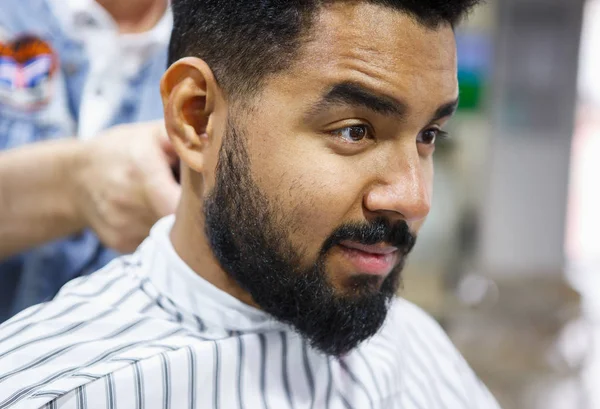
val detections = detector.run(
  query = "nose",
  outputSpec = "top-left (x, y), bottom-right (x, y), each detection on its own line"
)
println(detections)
top-left (363, 152), bottom-right (431, 223)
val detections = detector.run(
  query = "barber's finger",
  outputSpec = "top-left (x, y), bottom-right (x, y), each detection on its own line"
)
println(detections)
top-left (145, 161), bottom-right (182, 217)
top-left (153, 122), bottom-right (179, 164)
top-left (161, 138), bottom-right (179, 165)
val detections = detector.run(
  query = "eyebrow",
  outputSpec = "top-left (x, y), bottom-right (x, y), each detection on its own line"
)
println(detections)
top-left (307, 82), bottom-right (407, 119)
top-left (431, 98), bottom-right (459, 122)
top-left (307, 81), bottom-right (459, 123)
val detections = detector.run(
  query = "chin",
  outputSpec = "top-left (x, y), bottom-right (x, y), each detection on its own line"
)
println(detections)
top-left (333, 273), bottom-right (387, 297)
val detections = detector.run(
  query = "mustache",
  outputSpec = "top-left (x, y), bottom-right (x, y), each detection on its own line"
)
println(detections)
top-left (321, 217), bottom-right (417, 256)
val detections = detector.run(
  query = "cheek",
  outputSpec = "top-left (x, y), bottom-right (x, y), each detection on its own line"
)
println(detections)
top-left (282, 178), bottom-right (341, 245)
top-left (248, 136), bottom-right (364, 256)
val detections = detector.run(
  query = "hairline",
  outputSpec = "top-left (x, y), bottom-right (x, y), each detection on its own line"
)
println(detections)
top-left (210, 2), bottom-right (457, 103)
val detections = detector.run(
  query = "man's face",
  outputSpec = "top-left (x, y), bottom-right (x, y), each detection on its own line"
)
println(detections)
top-left (197, 3), bottom-right (458, 355)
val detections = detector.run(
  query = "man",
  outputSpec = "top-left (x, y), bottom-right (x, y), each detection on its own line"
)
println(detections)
top-left (0, 0), bottom-right (180, 321)
top-left (0, 0), bottom-right (500, 408)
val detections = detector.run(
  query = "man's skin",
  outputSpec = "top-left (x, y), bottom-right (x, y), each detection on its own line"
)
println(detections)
top-left (0, 0), bottom-right (180, 258)
top-left (163, 2), bottom-right (459, 303)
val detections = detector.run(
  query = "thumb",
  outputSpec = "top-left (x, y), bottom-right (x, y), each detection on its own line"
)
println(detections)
top-left (158, 134), bottom-right (179, 166)
top-left (144, 157), bottom-right (182, 218)
top-left (152, 121), bottom-right (179, 165)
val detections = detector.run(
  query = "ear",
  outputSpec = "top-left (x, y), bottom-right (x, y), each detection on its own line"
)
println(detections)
top-left (160, 57), bottom-right (222, 174)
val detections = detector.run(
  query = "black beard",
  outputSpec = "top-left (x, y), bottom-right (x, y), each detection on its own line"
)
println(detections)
top-left (203, 117), bottom-right (416, 356)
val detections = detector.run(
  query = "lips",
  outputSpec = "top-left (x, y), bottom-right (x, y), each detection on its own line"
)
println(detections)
top-left (338, 241), bottom-right (399, 277)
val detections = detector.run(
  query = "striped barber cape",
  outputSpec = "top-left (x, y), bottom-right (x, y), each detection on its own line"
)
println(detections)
top-left (0, 216), bottom-right (500, 409)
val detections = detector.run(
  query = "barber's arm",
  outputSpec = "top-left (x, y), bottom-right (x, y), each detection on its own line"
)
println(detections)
top-left (0, 121), bottom-right (181, 259)
top-left (0, 138), bottom-right (83, 258)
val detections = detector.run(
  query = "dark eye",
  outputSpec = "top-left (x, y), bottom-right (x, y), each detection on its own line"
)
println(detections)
top-left (332, 125), bottom-right (370, 143)
top-left (418, 128), bottom-right (448, 145)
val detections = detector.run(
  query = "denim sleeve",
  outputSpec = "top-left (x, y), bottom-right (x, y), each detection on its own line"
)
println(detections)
top-left (0, 2), bottom-right (80, 324)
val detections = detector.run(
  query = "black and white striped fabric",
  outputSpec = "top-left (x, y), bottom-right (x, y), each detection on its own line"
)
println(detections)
top-left (0, 217), bottom-right (500, 409)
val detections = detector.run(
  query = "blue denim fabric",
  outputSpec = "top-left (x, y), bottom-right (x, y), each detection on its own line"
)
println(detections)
top-left (0, 0), bottom-right (168, 321)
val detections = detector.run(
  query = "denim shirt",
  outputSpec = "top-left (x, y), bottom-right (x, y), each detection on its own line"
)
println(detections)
top-left (0, 0), bottom-right (168, 321)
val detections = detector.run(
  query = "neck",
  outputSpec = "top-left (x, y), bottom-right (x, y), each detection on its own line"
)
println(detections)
top-left (96, 0), bottom-right (167, 34)
top-left (170, 191), bottom-right (258, 307)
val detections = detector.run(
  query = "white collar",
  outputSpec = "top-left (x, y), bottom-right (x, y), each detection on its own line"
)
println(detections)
top-left (141, 216), bottom-right (287, 333)
top-left (47, 0), bottom-right (172, 47)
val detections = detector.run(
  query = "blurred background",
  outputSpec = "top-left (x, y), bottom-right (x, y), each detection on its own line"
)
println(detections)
top-left (402, 0), bottom-right (600, 407)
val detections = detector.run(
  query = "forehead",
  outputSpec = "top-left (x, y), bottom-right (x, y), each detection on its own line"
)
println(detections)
top-left (272, 2), bottom-right (458, 110)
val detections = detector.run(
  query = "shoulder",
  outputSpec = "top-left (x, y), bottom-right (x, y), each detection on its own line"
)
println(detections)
top-left (0, 256), bottom-right (209, 409)
top-left (372, 298), bottom-right (501, 409)
top-left (382, 297), bottom-right (459, 353)
top-left (374, 298), bottom-right (466, 376)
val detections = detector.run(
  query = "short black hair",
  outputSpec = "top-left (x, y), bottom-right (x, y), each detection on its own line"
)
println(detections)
top-left (169, 0), bottom-right (481, 97)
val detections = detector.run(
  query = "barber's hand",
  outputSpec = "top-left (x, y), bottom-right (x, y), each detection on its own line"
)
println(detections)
top-left (72, 121), bottom-right (181, 253)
